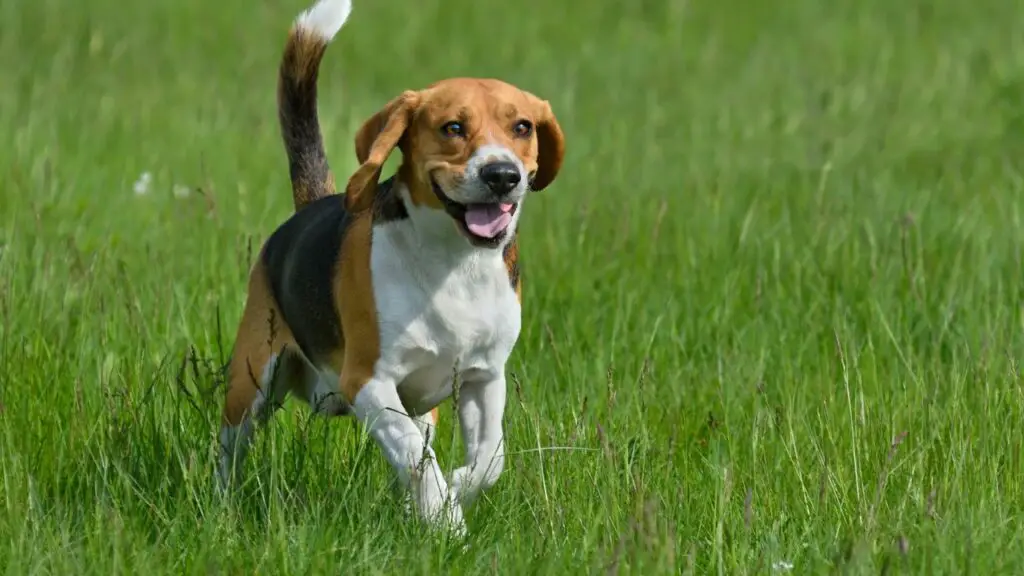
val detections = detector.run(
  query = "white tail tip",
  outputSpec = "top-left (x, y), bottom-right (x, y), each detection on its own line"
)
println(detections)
top-left (294, 0), bottom-right (353, 42)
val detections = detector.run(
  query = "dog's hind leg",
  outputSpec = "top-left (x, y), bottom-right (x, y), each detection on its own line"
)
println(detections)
top-left (217, 262), bottom-right (302, 491)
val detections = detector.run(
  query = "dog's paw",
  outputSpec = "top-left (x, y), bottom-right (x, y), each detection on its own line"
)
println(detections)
top-left (436, 499), bottom-right (468, 540)
top-left (416, 491), bottom-right (466, 537)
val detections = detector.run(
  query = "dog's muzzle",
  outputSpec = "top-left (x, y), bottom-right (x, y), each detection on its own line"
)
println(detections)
top-left (431, 164), bottom-right (521, 248)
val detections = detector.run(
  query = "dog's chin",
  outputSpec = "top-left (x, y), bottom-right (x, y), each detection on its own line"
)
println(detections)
top-left (430, 178), bottom-right (518, 249)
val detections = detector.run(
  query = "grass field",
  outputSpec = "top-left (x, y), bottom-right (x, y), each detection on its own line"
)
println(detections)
top-left (2, 0), bottom-right (1023, 572)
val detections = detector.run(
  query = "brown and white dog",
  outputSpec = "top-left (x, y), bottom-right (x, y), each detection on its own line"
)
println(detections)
top-left (216, 0), bottom-right (565, 533)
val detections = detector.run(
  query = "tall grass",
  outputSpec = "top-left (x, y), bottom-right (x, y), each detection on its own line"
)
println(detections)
top-left (1, 0), bottom-right (1022, 572)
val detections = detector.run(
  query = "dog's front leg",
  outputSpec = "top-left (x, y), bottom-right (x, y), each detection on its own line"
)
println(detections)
top-left (349, 374), bottom-right (465, 534)
top-left (450, 373), bottom-right (507, 508)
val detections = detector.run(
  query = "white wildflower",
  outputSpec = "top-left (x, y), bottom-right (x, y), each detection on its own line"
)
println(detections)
top-left (133, 171), bottom-right (152, 196)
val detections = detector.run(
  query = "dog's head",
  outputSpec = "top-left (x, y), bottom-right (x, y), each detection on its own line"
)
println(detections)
top-left (345, 78), bottom-right (565, 248)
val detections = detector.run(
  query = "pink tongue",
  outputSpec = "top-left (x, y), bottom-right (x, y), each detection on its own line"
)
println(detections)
top-left (464, 203), bottom-right (514, 238)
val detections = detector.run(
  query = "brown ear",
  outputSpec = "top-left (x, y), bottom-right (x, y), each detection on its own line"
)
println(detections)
top-left (345, 90), bottom-right (421, 212)
top-left (529, 98), bottom-right (565, 192)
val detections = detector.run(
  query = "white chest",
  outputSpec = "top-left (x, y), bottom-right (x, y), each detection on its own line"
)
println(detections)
top-left (369, 225), bottom-right (521, 412)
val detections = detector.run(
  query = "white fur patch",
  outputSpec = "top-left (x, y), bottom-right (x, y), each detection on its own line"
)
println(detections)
top-left (358, 181), bottom-right (520, 523)
top-left (370, 194), bottom-right (522, 419)
top-left (294, 0), bottom-right (353, 42)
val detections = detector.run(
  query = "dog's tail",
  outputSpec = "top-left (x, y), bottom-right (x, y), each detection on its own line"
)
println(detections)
top-left (278, 0), bottom-right (353, 211)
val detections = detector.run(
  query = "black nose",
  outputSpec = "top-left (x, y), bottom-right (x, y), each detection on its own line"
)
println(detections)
top-left (479, 161), bottom-right (521, 194)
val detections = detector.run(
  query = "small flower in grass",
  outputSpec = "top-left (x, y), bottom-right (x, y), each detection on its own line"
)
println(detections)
top-left (133, 171), bottom-right (153, 196)
top-left (772, 560), bottom-right (794, 572)
top-left (173, 184), bottom-right (192, 199)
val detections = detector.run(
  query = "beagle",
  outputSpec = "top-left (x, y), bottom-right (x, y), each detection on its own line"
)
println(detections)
top-left (216, 0), bottom-right (565, 534)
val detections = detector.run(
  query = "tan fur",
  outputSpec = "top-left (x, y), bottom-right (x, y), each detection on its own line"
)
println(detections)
top-left (222, 259), bottom-right (304, 427)
top-left (346, 91), bottom-right (422, 212)
top-left (504, 235), bottom-right (522, 302)
top-left (334, 211), bottom-right (380, 403)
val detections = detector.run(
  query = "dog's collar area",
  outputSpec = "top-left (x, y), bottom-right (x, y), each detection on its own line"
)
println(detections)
top-left (430, 178), bottom-right (516, 249)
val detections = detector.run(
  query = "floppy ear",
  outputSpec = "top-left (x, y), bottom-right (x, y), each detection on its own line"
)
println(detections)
top-left (529, 98), bottom-right (565, 192)
top-left (345, 90), bottom-right (421, 212)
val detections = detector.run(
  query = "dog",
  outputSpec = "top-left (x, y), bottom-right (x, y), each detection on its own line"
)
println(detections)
top-left (216, 0), bottom-right (565, 533)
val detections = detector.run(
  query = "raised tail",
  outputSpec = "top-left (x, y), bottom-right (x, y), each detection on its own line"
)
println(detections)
top-left (278, 0), bottom-right (353, 211)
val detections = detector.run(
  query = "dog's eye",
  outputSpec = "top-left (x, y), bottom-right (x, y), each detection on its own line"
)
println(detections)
top-left (441, 121), bottom-right (464, 137)
top-left (512, 120), bottom-right (533, 138)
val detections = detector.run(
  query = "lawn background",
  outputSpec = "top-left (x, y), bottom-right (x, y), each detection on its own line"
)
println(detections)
top-left (1, 0), bottom-right (1022, 573)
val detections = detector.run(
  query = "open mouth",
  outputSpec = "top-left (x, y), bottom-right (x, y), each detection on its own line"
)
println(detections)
top-left (431, 178), bottom-right (517, 246)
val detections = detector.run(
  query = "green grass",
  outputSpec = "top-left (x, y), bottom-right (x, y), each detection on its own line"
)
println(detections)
top-left (2, 0), bottom-right (1023, 572)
